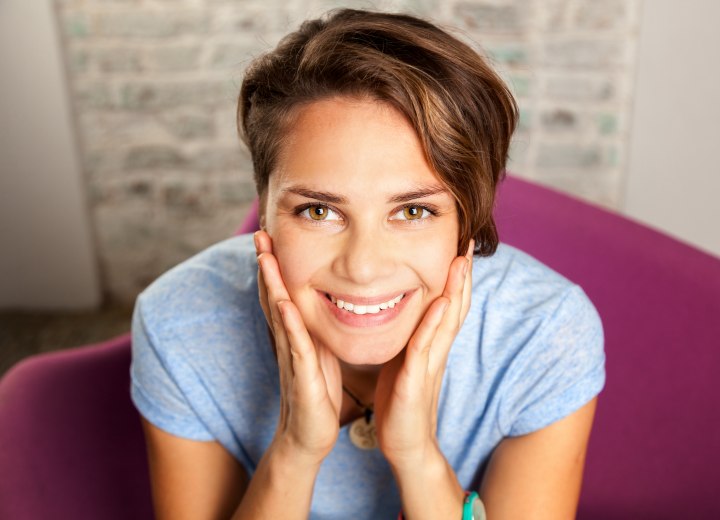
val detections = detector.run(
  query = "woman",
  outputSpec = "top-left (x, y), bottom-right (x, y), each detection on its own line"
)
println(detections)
top-left (130, 9), bottom-right (605, 519)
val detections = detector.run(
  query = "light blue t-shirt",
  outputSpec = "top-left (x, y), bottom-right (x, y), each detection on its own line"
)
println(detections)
top-left (130, 233), bottom-right (605, 519)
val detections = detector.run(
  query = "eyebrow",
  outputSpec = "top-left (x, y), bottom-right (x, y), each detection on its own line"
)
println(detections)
top-left (281, 184), bottom-right (449, 204)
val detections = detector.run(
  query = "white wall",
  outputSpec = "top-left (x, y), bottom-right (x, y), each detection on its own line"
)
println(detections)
top-left (623, 0), bottom-right (720, 258)
top-left (0, 0), bottom-right (101, 309)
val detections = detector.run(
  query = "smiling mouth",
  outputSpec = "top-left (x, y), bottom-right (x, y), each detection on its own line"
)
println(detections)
top-left (325, 293), bottom-right (405, 315)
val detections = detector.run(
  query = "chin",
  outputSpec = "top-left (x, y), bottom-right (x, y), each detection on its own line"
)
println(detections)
top-left (314, 332), bottom-right (407, 367)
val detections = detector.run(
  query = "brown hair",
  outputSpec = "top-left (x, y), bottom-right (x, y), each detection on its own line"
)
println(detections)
top-left (237, 8), bottom-right (517, 256)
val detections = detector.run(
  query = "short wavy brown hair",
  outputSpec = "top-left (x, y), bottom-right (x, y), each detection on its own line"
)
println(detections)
top-left (238, 8), bottom-right (517, 256)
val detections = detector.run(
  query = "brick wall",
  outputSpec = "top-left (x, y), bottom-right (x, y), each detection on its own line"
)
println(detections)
top-left (54, 0), bottom-right (641, 304)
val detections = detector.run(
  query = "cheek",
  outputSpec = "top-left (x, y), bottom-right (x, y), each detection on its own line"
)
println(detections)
top-left (270, 228), bottom-right (328, 300)
top-left (402, 236), bottom-right (456, 297)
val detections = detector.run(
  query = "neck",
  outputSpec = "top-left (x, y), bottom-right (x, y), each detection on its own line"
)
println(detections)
top-left (340, 361), bottom-right (379, 404)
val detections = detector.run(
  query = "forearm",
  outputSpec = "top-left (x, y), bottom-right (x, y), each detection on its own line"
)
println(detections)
top-left (231, 439), bottom-right (321, 520)
top-left (391, 446), bottom-right (465, 520)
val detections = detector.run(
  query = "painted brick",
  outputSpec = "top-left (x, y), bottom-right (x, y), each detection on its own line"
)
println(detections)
top-left (536, 143), bottom-right (604, 169)
top-left (95, 10), bottom-right (209, 38)
top-left (210, 43), bottom-right (255, 70)
top-left (125, 145), bottom-right (188, 170)
top-left (543, 39), bottom-right (623, 69)
top-left (507, 74), bottom-right (532, 98)
top-left (83, 149), bottom-right (126, 178)
top-left (540, 108), bottom-right (579, 132)
top-left (120, 80), bottom-right (232, 110)
top-left (216, 179), bottom-right (257, 204)
top-left (486, 44), bottom-right (531, 68)
top-left (210, 5), bottom-right (291, 35)
top-left (61, 11), bottom-right (92, 38)
top-left (572, 0), bottom-right (627, 31)
top-left (517, 107), bottom-right (532, 133)
top-left (144, 45), bottom-right (203, 72)
top-left (73, 81), bottom-right (117, 109)
top-left (160, 110), bottom-right (215, 140)
top-left (68, 48), bottom-right (90, 74)
top-left (596, 112), bottom-right (618, 135)
top-left (189, 147), bottom-right (245, 173)
top-left (454, 2), bottom-right (528, 34)
top-left (161, 178), bottom-right (216, 218)
top-left (79, 112), bottom-right (170, 146)
top-left (508, 138), bottom-right (531, 170)
top-left (545, 75), bottom-right (615, 102)
top-left (94, 47), bottom-right (142, 73)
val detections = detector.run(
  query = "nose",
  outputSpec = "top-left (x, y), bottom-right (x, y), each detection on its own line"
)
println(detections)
top-left (332, 225), bottom-right (397, 285)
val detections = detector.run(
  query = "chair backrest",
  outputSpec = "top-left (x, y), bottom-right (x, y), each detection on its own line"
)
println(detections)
top-left (0, 333), bottom-right (153, 519)
top-left (495, 176), bottom-right (720, 519)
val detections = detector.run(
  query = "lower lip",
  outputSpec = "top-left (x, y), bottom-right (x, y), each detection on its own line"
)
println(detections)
top-left (318, 289), bottom-right (416, 328)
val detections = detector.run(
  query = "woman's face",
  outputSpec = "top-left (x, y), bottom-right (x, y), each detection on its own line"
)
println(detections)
top-left (263, 96), bottom-right (459, 369)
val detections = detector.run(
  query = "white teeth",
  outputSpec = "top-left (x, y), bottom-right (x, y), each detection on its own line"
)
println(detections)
top-left (330, 293), bottom-right (405, 315)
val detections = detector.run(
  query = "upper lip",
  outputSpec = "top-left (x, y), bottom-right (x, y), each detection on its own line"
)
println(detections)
top-left (320, 289), bottom-right (411, 306)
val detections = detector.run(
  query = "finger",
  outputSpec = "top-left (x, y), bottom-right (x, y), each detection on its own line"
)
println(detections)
top-left (254, 230), bottom-right (273, 256)
top-left (460, 239), bottom-right (474, 324)
top-left (277, 300), bottom-right (328, 402)
top-left (257, 255), bottom-right (272, 327)
top-left (316, 342), bottom-right (343, 415)
top-left (429, 244), bottom-right (473, 372)
top-left (402, 297), bottom-right (450, 393)
top-left (433, 256), bottom-right (467, 339)
top-left (258, 251), bottom-right (291, 303)
top-left (257, 253), bottom-right (295, 387)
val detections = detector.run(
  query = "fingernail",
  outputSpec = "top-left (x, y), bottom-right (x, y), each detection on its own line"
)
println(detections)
top-left (253, 231), bottom-right (261, 252)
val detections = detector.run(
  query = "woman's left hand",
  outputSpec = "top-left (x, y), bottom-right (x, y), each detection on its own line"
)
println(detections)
top-left (374, 240), bottom-right (474, 469)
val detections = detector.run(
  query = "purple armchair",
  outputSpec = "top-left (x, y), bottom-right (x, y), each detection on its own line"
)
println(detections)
top-left (1, 176), bottom-right (719, 519)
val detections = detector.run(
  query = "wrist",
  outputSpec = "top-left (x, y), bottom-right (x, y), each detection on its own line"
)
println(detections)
top-left (390, 444), bottom-right (465, 520)
top-left (268, 435), bottom-right (326, 473)
top-left (385, 439), bottom-right (442, 476)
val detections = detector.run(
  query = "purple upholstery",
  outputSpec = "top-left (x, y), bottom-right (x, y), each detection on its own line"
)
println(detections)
top-left (495, 176), bottom-right (720, 519)
top-left (0, 333), bottom-right (152, 519)
top-left (1, 175), bottom-right (718, 518)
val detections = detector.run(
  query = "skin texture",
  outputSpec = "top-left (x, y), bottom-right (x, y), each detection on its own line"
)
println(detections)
top-left (139, 94), bottom-right (598, 520)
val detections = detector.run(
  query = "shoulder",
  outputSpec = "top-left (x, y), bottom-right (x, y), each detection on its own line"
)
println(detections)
top-left (135, 234), bottom-right (259, 333)
top-left (465, 243), bottom-right (605, 436)
top-left (471, 242), bottom-right (585, 320)
top-left (129, 233), bottom-right (277, 455)
top-left (469, 242), bottom-right (604, 353)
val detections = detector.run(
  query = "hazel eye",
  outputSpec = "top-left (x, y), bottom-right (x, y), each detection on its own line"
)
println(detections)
top-left (391, 205), bottom-right (431, 221)
top-left (300, 204), bottom-right (340, 221)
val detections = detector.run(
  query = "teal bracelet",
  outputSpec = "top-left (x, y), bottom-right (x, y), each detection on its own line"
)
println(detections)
top-left (463, 491), bottom-right (486, 520)
top-left (397, 490), bottom-right (484, 520)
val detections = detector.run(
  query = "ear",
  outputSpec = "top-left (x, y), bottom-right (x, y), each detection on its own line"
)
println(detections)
top-left (259, 213), bottom-right (267, 231)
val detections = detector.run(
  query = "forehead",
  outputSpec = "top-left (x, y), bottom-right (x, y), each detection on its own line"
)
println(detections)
top-left (271, 97), bottom-right (443, 196)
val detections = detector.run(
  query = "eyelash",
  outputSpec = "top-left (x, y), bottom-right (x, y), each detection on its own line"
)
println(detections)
top-left (293, 203), bottom-right (439, 226)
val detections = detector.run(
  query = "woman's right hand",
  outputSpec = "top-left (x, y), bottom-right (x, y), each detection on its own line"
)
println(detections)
top-left (254, 230), bottom-right (342, 467)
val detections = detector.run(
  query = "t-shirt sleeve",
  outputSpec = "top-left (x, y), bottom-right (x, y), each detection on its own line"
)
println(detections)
top-left (498, 285), bottom-right (606, 437)
top-left (129, 294), bottom-right (214, 441)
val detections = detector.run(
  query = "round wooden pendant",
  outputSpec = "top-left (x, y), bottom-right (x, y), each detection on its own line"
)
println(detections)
top-left (348, 415), bottom-right (378, 450)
